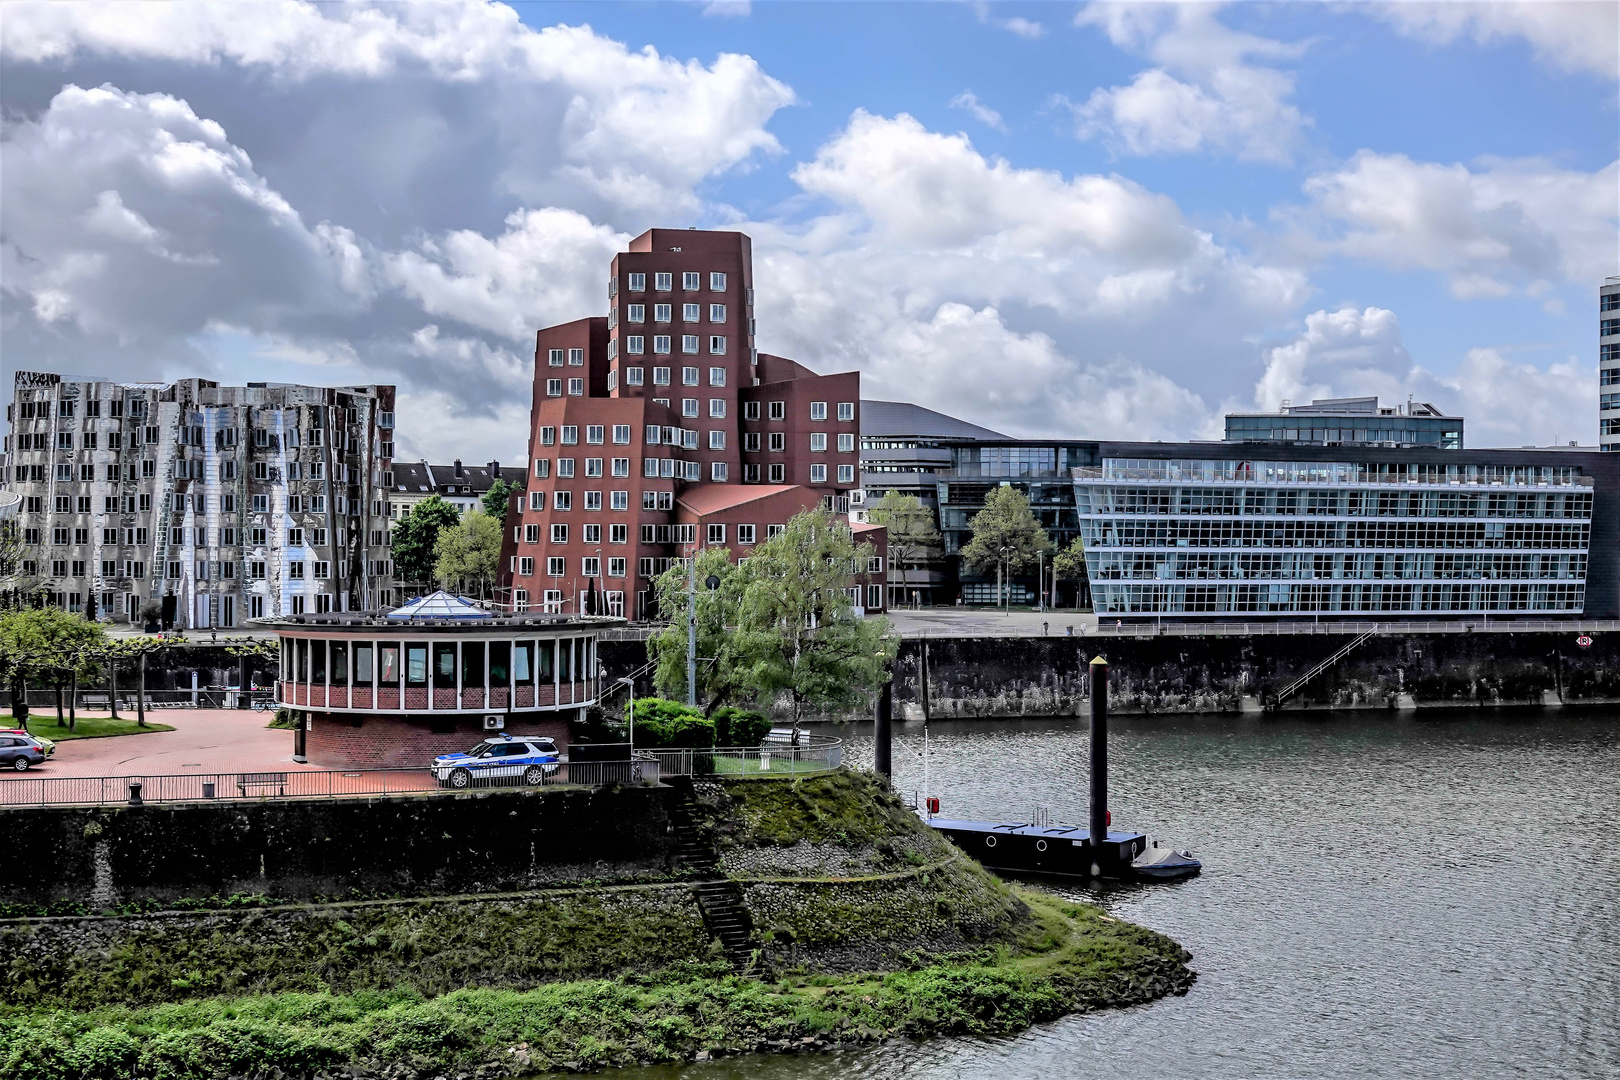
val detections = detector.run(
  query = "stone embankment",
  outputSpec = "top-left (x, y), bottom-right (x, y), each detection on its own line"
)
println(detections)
top-left (0, 770), bottom-right (1194, 1078)
top-left (877, 630), bottom-right (1620, 717)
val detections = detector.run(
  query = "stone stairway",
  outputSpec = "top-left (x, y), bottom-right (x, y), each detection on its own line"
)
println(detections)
top-left (670, 779), bottom-right (758, 973)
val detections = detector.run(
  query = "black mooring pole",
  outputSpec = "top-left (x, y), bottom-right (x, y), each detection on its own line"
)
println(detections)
top-left (873, 680), bottom-right (892, 779)
top-left (1088, 655), bottom-right (1109, 863)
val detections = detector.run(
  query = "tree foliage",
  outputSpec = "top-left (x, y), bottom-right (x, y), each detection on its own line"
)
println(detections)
top-left (1053, 537), bottom-right (1089, 608)
top-left (960, 486), bottom-right (1051, 577)
top-left (866, 490), bottom-right (942, 599)
top-left (480, 478), bottom-right (517, 522)
top-left (391, 496), bottom-right (462, 586)
top-left (433, 510), bottom-right (503, 597)
top-left (0, 607), bottom-right (109, 686)
top-left (647, 509), bottom-right (898, 729)
top-left (629, 698), bottom-right (715, 748)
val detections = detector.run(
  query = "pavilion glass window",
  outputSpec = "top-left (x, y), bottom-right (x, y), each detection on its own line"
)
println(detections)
top-left (514, 642), bottom-right (534, 685)
top-left (489, 642), bottom-right (511, 685)
top-left (354, 644), bottom-right (374, 684)
top-left (461, 642), bottom-right (485, 687)
top-left (310, 641), bottom-right (327, 684)
top-left (433, 643), bottom-right (457, 687)
top-left (329, 642), bottom-right (348, 686)
top-left (380, 644), bottom-right (401, 686)
top-left (405, 645), bottom-right (429, 687)
top-left (295, 639), bottom-right (308, 682)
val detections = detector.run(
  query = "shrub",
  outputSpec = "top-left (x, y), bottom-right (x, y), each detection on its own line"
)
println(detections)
top-left (712, 707), bottom-right (770, 747)
top-left (631, 698), bottom-right (715, 749)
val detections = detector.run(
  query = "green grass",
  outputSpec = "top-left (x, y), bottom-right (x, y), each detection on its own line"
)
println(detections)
top-left (0, 890), bottom-right (1194, 1079)
top-left (712, 754), bottom-right (834, 776)
top-left (20, 716), bottom-right (175, 741)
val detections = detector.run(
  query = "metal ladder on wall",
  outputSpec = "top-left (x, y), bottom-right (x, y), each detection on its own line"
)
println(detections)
top-left (1269, 629), bottom-right (1380, 710)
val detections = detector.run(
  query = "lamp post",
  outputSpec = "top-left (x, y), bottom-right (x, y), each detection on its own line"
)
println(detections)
top-left (997, 545), bottom-right (1013, 613)
top-left (1037, 550), bottom-right (1045, 613)
top-left (618, 676), bottom-right (635, 753)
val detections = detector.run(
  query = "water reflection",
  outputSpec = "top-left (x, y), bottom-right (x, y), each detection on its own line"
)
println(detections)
top-left (603, 710), bottom-right (1620, 1080)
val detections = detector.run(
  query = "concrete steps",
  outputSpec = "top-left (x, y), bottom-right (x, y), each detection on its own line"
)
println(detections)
top-left (670, 779), bottom-right (758, 974)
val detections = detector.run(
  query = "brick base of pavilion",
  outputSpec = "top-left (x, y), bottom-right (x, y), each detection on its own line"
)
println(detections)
top-left (303, 710), bottom-right (578, 769)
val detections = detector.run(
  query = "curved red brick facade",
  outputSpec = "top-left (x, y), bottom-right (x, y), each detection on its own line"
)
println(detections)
top-left (305, 711), bottom-right (575, 769)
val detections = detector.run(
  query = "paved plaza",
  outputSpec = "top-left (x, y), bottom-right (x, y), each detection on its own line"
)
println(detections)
top-left (3, 709), bottom-right (310, 780)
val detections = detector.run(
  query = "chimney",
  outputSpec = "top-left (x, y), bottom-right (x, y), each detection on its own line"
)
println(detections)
top-left (489, 460), bottom-right (499, 475)
top-left (453, 459), bottom-right (463, 478)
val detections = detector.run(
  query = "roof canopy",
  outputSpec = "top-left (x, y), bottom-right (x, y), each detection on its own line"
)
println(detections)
top-left (385, 590), bottom-right (492, 621)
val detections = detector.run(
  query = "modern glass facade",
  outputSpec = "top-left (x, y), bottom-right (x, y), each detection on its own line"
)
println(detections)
top-left (1601, 276), bottom-right (1620, 453)
top-left (1075, 456), bottom-right (1593, 617)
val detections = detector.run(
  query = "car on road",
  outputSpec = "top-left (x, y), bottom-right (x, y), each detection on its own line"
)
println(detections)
top-left (1, 728), bottom-right (54, 756)
top-left (430, 734), bottom-right (562, 789)
top-left (0, 733), bottom-right (54, 771)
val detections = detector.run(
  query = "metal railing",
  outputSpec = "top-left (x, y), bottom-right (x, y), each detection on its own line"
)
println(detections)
top-left (643, 736), bottom-right (843, 778)
top-left (1068, 618), bottom-right (1620, 638)
top-left (0, 759), bottom-right (664, 808)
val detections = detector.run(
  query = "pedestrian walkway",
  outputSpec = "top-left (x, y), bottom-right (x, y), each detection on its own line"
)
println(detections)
top-left (886, 609), bottom-right (1097, 638)
top-left (2, 709), bottom-right (310, 780)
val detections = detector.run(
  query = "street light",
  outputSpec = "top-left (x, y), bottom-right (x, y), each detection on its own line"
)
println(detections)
top-left (618, 676), bottom-right (636, 753)
top-left (1037, 550), bottom-right (1045, 613)
top-left (997, 545), bottom-right (1013, 613)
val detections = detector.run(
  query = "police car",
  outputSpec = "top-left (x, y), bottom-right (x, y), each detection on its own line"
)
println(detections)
top-left (430, 734), bottom-right (562, 789)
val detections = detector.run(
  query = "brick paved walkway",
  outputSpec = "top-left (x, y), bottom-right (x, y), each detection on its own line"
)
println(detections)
top-left (2, 709), bottom-right (310, 780)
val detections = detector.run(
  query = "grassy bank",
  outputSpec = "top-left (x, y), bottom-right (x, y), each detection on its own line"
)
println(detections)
top-left (22, 717), bottom-right (175, 741)
top-left (0, 890), bottom-right (1193, 1079)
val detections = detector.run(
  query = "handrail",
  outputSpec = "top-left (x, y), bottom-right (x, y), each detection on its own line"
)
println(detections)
top-left (1271, 629), bottom-right (1379, 708)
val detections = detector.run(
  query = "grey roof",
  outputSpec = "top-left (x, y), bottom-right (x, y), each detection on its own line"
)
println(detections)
top-left (860, 400), bottom-right (1007, 440)
top-left (386, 590), bottom-right (492, 621)
top-left (391, 460), bottom-right (527, 497)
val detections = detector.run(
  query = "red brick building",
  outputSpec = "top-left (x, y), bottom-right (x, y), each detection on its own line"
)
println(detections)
top-left (498, 229), bottom-right (871, 619)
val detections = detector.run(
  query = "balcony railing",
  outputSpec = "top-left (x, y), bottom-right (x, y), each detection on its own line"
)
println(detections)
top-left (278, 679), bottom-right (598, 713)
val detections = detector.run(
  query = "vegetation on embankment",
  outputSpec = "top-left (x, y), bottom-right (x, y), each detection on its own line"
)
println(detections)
top-left (0, 890), bottom-right (1194, 1079)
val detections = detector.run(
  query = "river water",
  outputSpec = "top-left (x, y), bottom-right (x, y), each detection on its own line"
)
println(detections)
top-left (607, 709), bottom-right (1620, 1080)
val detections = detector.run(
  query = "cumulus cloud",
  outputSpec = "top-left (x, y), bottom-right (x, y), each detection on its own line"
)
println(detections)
top-left (949, 91), bottom-right (1006, 131)
top-left (1291, 151), bottom-right (1620, 297)
top-left (1068, 2), bottom-right (1308, 164)
top-left (970, 2), bottom-right (1045, 39)
top-left (1246, 307), bottom-right (1595, 447)
top-left (1370, 1), bottom-right (1619, 80)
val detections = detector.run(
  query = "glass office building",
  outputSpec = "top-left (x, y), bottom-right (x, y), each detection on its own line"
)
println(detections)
top-left (1074, 447), bottom-right (1607, 618)
top-left (1225, 397), bottom-right (1462, 450)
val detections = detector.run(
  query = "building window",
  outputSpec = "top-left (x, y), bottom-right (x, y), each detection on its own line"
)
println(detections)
top-left (549, 349), bottom-right (565, 367)
top-left (838, 464), bottom-right (855, 483)
top-left (711, 272), bottom-right (727, 290)
top-left (529, 491), bottom-right (545, 510)
top-left (655, 272), bottom-right (672, 291)
top-left (711, 462), bottom-right (728, 481)
top-left (626, 366), bottom-right (644, 386)
top-left (655, 303), bottom-right (671, 323)
top-left (683, 399), bottom-right (699, 418)
top-left (769, 431), bottom-right (786, 451)
top-left (838, 402), bottom-right (855, 421)
top-left (709, 430), bottom-right (726, 450)
top-left (769, 400), bottom-right (786, 420)
top-left (838, 433), bottom-right (855, 452)
top-left (628, 273), bottom-right (646, 292)
top-left (810, 433), bottom-right (827, 452)
top-left (546, 379), bottom-right (562, 397)
top-left (683, 303), bottom-right (700, 322)
top-left (769, 463), bottom-right (785, 483)
top-left (708, 399), bottom-right (726, 420)
top-left (582, 557), bottom-right (600, 577)
top-left (557, 458), bottom-right (576, 479)
top-left (744, 432), bottom-right (761, 452)
top-left (585, 490), bottom-right (603, 511)
top-left (548, 557), bottom-right (565, 576)
top-left (738, 524), bottom-right (756, 545)
top-left (707, 524), bottom-right (726, 544)
top-left (654, 336), bottom-right (671, 354)
top-left (534, 458), bottom-right (551, 479)
top-left (568, 348), bottom-right (584, 366)
top-left (628, 303), bottom-right (645, 322)
top-left (551, 524), bottom-right (568, 543)
top-left (610, 425), bottom-right (631, 445)
top-left (868, 584), bottom-right (884, 610)
top-left (568, 378), bottom-right (584, 396)
top-left (542, 426), bottom-right (557, 446)
top-left (743, 401), bottom-right (760, 420)
top-left (627, 335), bottom-right (644, 354)
top-left (682, 272), bottom-right (700, 290)
top-left (709, 304), bottom-right (726, 323)
top-left (653, 366), bottom-right (671, 385)
top-left (709, 335), bottom-right (726, 355)
top-left (554, 490), bottom-right (572, 510)
top-left (608, 557), bottom-right (627, 577)
top-left (525, 523), bottom-right (540, 543)
top-left (610, 523), bottom-right (628, 543)
top-left (583, 523), bottom-right (601, 543)
top-left (679, 335), bottom-right (697, 354)
top-left (767, 524), bottom-right (785, 538)
top-left (611, 490), bottom-right (629, 511)
top-left (810, 464), bottom-right (828, 484)
top-left (810, 401), bottom-right (828, 421)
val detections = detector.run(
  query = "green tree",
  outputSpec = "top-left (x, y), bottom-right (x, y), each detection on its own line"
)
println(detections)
top-left (480, 478), bottom-right (517, 521)
top-left (959, 486), bottom-right (1051, 605)
top-left (648, 547), bottom-right (748, 711)
top-left (0, 607), bottom-right (108, 725)
top-left (729, 509), bottom-right (898, 734)
top-left (391, 495), bottom-right (462, 588)
top-left (1053, 537), bottom-right (1089, 610)
top-left (866, 490), bottom-right (943, 607)
top-left (433, 510), bottom-right (503, 598)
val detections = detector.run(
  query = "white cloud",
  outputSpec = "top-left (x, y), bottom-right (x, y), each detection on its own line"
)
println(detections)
top-left (385, 209), bottom-right (627, 341)
top-left (948, 91), bottom-right (1006, 131)
top-left (1370, 1), bottom-right (1619, 80)
top-left (970, 3), bottom-right (1045, 39)
top-left (1293, 151), bottom-right (1620, 297)
top-left (1069, 2), bottom-right (1308, 164)
top-left (702, 1), bottom-right (752, 17)
top-left (1247, 306), bottom-right (1595, 447)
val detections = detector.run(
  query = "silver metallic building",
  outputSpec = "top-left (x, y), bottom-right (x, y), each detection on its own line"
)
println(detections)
top-left (3, 372), bottom-right (397, 628)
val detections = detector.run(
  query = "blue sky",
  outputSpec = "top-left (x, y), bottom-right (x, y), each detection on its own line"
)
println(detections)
top-left (1, 1), bottom-right (1615, 457)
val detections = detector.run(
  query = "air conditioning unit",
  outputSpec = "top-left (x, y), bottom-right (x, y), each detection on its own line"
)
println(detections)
top-left (483, 715), bottom-right (504, 731)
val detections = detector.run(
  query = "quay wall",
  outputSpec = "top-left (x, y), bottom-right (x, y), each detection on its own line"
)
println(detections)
top-left (877, 632), bottom-right (1620, 717)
